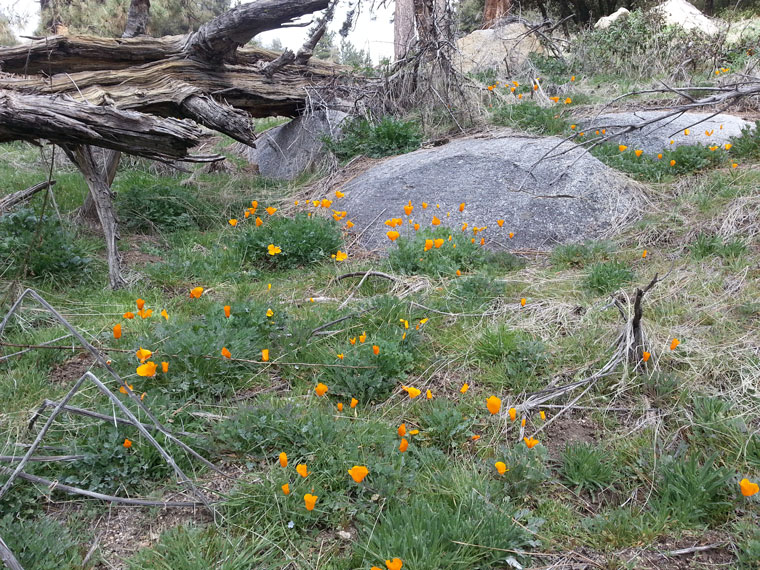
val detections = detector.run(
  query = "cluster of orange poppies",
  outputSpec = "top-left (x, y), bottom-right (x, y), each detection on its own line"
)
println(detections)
top-left (384, 200), bottom-right (515, 252)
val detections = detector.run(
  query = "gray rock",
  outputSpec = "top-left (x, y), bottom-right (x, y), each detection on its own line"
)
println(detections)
top-left (586, 111), bottom-right (753, 154)
top-left (340, 131), bottom-right (642, 252)
top-left (240, 110), bottom-right (348, 180)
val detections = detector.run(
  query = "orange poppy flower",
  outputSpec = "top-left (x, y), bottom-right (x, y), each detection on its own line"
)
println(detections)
top-left (337, 353), bottom-right (344, 360)
top-left (136, 347), bottom-right (152, 363)
top-left (373, 345), bottom-right (380, 355)
top-left (550, 96), bottom-right (559, 103)
top-left (113, 324), bottom-right (122, 339)
top-left (335, 190), bottom-right (345, 198)
top-left (684, 129), bottom-right (690, 136)
top-left (266, 207), bottom-right (277, 215)
top-left (221, 347), bottom-right (232, 359)
top-left (350, 398), bottom-right (358, 408)
top-left (224, 305), bottom-right (231, 318)
top-left (509, 407), bottom-right (517, 421)
top-left (296, 463), bottom-right (309, 477)
top-left (386, 558), bottom-right (403, 570)
top-left (346, 220), bottom-right (354, 228)
top-left (281, 483), bottom-right (290, 495)
top-left (539, 411), bottom-right (546, 420)
top-left (413, 223), bottom-right (420, 231)
top-left (161, 361), bottom-right (169, 373)
top-left (398, 423), bottom-right (406, 437)
top-left (315, 383), bottom-right (328, 396)
top-left (459, 202), bottom-right (465, 212)
top-left (320, 199), bottom-right (332, 209)
top-left (494, 461), bottom-right (507, 475)
top-left (399, 438), bottom-right (409, 452)
top-left (740, 478), bottom-right (759, 497)
top-left (402, 386), bottom-right (421, 399)
top-left (520, 298), bottom-right (526, 307)
top-left (426, 389), bottom-right (432, 399)
top-left (359, 332), bottom-right (366, 343)
top-left (255, 217), bottom-right (263, 227)
top-left (657, 153), bottom-right (663, 159)
top-left (521, 418), bottom-right (526, 427)
top-left (261, 349), bottom-right (270, 362)
top-left (160, 309), bottom-right (168, 321)
top-left (732, 162), bottom-right (738, 169)
top-left (486, 396), bottom-right (501, 415)
top-left (424, 239), bottom-right (433, 251)
top-left (136, 298), bottom-right (145, 310)
top-left (431, 216), bottom-right (441, 226)
top-left (137, 361), bottom-right (157, 377)
top-left (471, 434), bottom-right (481, 441)
top-left (642, 351), bottom-right (651, 362)
top-left (337, 402), bottom-right (343, 411)
top-left (725, 143), bottom-right (732, 150)
top-left (279, 452), bottom-right (288, 467)
top-left (335, 250), bottom-right (347, 261)
top-left (404, 203), bottom-right (413, 216)
top-left (524, 436), bottom-right (539, 448)
top-left (497, 219), bottom-right (504, 227)
top-left (267, 244), bottom-right (282, 255)
top-left (119, 384), bottom-right (133, 394)
top-left (635, 150), bottom-right (643, 157)
top-left (619, 145), bottom-right (628, 152)
top-left (670, 338), bottom-right (680, 350)
top-left (387, 231), bottom-right (400, 241)
top-left (434, 238), bottom-right (444, 249)
top-left (564, 97), bottom-right (572, 104)
top-left (670, 160), bottom-right (676, 166)
top-left (123, 439), bottom-right (132, 449)
top-left (304, 493), bottom-right (318, 511)
top-left (189, 287), bottom-right (203, 299)
top-left (123, 312), bottom-right (134, 319)
top-left (228, 219), bottom-right (238, 226)
top-left (460, 383), bottom-right (469, 394)
top-left (348, 465), bottom-right (369, 483)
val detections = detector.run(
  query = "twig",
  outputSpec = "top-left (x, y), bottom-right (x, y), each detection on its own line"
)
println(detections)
top-left (27, 400), bottom-right (194, 438)
top-left (660, 543), bottom-right (726, 557)
top-left (0, 465), bottom-right (205, 508)
top-left (336, 271), bottom-right (397, 282)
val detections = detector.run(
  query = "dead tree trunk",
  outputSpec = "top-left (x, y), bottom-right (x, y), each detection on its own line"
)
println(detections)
top-left (483, 0), bottom-right (511, 28)
top-left (394, 0), bottom-right (415, 60)
top-left (63, 146), bottom-right (126, 289)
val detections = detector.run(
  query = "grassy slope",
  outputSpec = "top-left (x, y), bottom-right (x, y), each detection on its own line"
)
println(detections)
top-left (0, 87), bottom-right (759, 569)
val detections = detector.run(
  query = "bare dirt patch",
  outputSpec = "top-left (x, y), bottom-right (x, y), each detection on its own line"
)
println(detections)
top-left (543, 411), bottom-right (598, 459)
top-left (122, 235), bottom-right (164, 268)
top-left (49, 352), bottom-right (95, 384)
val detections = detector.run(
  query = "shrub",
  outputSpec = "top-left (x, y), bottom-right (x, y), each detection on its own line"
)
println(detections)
top-left (321, 336), bottom-right (416, 402)
top-left (652, 454), bottom-right (733, 527)
top-left (585, 261), bottom-right (634, 294)
top-left (0, 514), bottom-right (84, 570)
top-left (590, 143), bottom-right (725, 182)
top-left (235, 213), bottom-right (342, 269)
top-left (388, 228), bottom-right (484, 276)
top-left (729, 120), bottom-right (760, 160)
top-left (497, 442), bottom-right (550, 496)
top-left (324, 116), bottom-right (423, 160)
top-left (561, 442), bottom-right (616, 494)
top-left (417, 400), bottom-right (473, 451)
top-left (0, 208), bottom-right (93, 283)
top-left (551, 240), bottom-right (614, 269)
top-left (491, 101), bottom-right (571, 136)
top-left (474, 325), bottom-right (547, 391)
top-left (117, 183), bottom-right (208, 232)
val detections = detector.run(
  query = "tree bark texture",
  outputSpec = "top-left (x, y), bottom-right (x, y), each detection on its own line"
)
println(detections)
top-left (483, 0), bottom-right (511, 28)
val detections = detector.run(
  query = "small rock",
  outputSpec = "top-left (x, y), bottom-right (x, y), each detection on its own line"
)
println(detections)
top-left (337, 530), bottom-right (352, 540)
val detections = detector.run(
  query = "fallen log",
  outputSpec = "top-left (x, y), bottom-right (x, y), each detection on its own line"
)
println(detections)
top-left (0, 181), bottom-right (56, 213)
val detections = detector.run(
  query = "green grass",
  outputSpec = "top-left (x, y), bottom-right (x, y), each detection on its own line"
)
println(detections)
top-left (1, 62), bottom-right (760, 569)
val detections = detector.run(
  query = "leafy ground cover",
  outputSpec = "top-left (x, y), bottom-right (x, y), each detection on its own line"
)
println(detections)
top-left (1, 52), bottom-right (759, 570)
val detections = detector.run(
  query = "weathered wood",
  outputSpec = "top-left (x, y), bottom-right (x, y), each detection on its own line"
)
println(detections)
top-left (182, 0), bottom-right (329, 63)
top-left (0, 181), bottom-right (56, 213)
top-left (0, 90), bottom-right (214, 161)
top-left (62, 145), bottom-right (126, 290)
top-left (0, 534), bottom-right (23, 570)
top-left (124, 0), bottom-right (151, 38)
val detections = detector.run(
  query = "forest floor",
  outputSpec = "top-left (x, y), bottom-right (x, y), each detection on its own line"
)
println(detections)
top-left (0, 58), bottom-right (759, 570)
